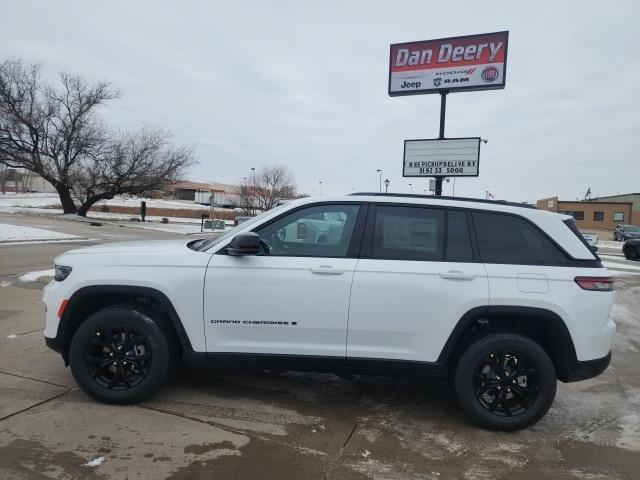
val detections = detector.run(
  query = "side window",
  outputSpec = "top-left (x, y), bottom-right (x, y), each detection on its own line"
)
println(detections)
top-left (372, 206), bottom-right (444, 261)
top-left (472, 212), bottom-right (567, 265)
top-left (446, 210), bottom-right (474, 262)
top-left (254, 204), bottom-right (360, 257)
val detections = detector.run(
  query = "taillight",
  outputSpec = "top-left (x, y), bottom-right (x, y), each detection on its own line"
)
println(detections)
top-left (297, 222), bottom-right (307, 239)
top-left (574, 276), bottom-right (614, 292)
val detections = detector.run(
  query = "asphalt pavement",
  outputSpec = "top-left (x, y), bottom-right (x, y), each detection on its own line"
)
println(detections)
top-left (1, 212), bottom-right (639, 479)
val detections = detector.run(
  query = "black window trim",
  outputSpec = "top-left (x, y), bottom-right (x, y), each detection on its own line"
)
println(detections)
top-left (218, 201), bottom-right (369, 260)
top-left (216, 200), bottom-right (601, 267)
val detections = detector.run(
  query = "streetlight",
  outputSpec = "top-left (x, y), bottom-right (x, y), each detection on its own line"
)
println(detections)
top-left (409, 183), bottom-right (412, 193)
top-left (319, 180), bottom-right (323, 196)
top-left (250, 167), bottom-right (256, 213)
top-left (384, 178), bottom-right (390, 193)
top-left (376, 169), bottom-right (382, 192)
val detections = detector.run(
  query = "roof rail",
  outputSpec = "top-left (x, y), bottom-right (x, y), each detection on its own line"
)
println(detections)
top-left (348, 192), bottom-right (537, 209)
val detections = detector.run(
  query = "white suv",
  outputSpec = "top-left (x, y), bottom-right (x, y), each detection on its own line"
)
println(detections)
top-left (43, 194), bottom-right (615, 431)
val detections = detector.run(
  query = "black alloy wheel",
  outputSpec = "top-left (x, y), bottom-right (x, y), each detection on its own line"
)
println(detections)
top-left (474, 351), bottom-right (539, 417)
top-left (86, 327), bottom-right (151, 390)
top-left (454, 333), bottom-right (556, 431)
top-left (69, 306), bottom-right (172, 403)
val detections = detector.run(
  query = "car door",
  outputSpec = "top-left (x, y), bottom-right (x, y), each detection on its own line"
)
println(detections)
top-left (470, 210), bottom-right (573, 304)
top-left (347, 205), bottom-right (489, 363)
top-left (204, 202), bottom-right (365, 357)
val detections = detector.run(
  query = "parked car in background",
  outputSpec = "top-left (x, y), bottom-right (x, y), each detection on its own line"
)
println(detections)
top-left (623, 239), bottom-right (640, 261)
top-left (234, 216), bottom-right (253, 226)
top-left (614, 224), bottom-right (640, 241)
top-left (580, 231), bottom-right (599, 252)
top-left (281, 210), bottom-right (347, 245)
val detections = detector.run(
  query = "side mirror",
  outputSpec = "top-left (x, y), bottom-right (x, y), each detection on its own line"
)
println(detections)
top-left (226, 232), bottom-right (261, 256)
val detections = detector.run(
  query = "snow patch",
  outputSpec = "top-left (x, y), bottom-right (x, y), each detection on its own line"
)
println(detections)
top-left (0, 223), bottom-right (81, 242)
top-left (18, 269), bottom-right (55, 282)
top-left (84, 456), bottom-right (105, 467)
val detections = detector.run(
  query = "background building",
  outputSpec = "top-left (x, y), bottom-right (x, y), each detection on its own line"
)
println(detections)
top-left (586, 194), bottom-right (640, 225)
top-left (168, 181), bottom-right (241, 208)
top-left (537, 194), bottom-right (638, 231)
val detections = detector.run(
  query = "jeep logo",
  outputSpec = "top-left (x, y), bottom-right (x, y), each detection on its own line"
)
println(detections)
top-left (400, 80), bottom-right (421, 89)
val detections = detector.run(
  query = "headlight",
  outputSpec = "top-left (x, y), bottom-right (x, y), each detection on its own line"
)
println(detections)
top-left (54, 265), bottom-right (72, 281)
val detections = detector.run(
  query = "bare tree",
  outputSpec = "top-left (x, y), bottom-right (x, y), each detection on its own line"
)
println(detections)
top-left (71, 128), bottom-right (195, 216)
top-left (237, 165), bottom-right (296, 215)
top-left (0, 60), bottom-right (118, 213)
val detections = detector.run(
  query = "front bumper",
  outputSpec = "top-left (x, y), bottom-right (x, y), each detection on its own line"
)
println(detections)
top-left (45, 335), bottom-right (63, 354)
top-left (560, 351), bottom-right (612, 382)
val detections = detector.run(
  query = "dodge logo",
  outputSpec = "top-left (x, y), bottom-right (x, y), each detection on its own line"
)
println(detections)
top-left (433, 77), bottom-right (442, 87)
top-left (481, 66), bottom-right (499, 83)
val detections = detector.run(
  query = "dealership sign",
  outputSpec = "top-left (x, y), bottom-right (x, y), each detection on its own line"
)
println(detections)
top-left (403, 138), bottom-right (480, 177)
top-left (389, 31), bottom-right (508, 96)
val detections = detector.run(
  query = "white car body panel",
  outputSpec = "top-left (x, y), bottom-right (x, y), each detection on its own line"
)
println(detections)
top-left (483, 263), bottom-right (615, 361)
top-left (44, 240), bottom-right (211, 352)
top-left (347, 260), bottom-right (489, 361)
top-left (43, 195), bottom-right (614, 368)
top-left (204, 255), bottom-right (357, 356)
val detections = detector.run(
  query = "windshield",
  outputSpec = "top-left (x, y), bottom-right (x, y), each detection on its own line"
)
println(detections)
top-left (194, 204), bottom-right (291, 251)
top-left (625, 226), bottom-right (640, 233)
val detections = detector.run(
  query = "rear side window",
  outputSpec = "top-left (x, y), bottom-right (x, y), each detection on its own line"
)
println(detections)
top-left (372, 206), bottom-right (444, 261)
top-left (472, 212), bottom-right (567, 265)
top-left (563, 218), bottom-right (599, 261)
top-left (446, 210), bottom-right (474, 262)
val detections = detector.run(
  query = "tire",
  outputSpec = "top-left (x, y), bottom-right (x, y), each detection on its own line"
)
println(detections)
top-left (69, 306), bottom-right (173, 404)
top-left (624, 246), bottom-right (640, 261)
top-left (454, 333), bottom-right (556, 431)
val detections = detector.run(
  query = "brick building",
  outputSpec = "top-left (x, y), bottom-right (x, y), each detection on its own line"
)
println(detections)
top-left (537, 195), bottom-right (636, 231)
top-left (586, 193), bottom-right (640, 226)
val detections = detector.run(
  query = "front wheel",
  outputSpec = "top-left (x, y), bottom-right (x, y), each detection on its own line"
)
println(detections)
top-left (69, 306), bottom-right (172, 404)
top-left (454, 333), bottom-right (556, 431)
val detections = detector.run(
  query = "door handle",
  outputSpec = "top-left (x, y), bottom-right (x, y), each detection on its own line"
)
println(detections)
top-left (310, 265), bottom-right (344, 275)
top-left (439, 270), bottom-right (475, 280)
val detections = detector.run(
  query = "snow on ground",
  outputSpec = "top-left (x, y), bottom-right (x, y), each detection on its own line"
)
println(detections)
top-left (0, 193), bottom-right (236, 235)
top-left (599, 240), bottom-right (624, 250)
top-left (0, 223), bottom-right (82, 242)
top-left (96, 196), bottom-right (210, 210)
top-left (1, 268), bottom-right (55, 288)
top-left (18, 269), bottom-right (55, 282)
top-left (0, 193), bottom-right (60, 208)
top-left (128, 222), bottom-right (223, 234)
top-left (0, 192), bottom-right (214, 211)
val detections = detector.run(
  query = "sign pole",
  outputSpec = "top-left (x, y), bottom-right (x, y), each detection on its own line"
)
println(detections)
top-left (435, 91), bottom-right (447, 196)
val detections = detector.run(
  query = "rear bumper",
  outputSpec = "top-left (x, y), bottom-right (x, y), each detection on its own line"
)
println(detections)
top-left (560, 351), bottom-right (611, 383)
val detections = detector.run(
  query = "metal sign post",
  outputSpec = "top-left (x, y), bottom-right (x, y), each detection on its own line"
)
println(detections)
top-left (435, 92), bottom-right (447, 195)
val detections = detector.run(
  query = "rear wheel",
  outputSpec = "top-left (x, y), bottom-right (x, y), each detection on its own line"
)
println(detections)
top-left (624, 246), bottom-right (640, 261)
top-left (454, 333), bottom-right (556, 431)
top-left (69, 306), bottom-right (172, 403)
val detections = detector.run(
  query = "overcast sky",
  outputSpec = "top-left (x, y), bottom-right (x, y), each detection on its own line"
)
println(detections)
top-left (2, 0), bottom-right (638, 201)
